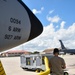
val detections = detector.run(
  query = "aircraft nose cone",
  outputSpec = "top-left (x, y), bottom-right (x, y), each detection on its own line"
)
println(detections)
top-left (21, 2), bottom-right (43, 41)
top-left (18, 0), bottom-right (43, 41)
top-left (28, 15), bottom-right (43, 41)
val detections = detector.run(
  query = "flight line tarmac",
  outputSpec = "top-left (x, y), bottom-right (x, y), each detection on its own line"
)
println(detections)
top-left (0, 55), bottom-right (75, 75)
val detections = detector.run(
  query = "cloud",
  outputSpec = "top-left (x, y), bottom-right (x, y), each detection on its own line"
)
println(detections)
top-left (47, 15), bottom-right (61, 23)
top-left (49, 10), bottom-right (54, 14)
top-left (32, 7), bottom-right (44, 14)
top-left (60, 21), bottom-right (66, 29)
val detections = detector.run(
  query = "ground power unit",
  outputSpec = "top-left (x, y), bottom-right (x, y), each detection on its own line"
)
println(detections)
top-left (20, 54), bottom-right (53, 71)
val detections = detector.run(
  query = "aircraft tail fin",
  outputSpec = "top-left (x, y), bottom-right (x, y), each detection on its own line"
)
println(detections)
top-left (59, 40), bottom-right (66, 49)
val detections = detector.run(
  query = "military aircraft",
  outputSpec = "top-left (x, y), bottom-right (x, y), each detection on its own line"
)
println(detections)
top-left (59, 40), bottom-right (75, 54)
top-left (0, 0), bottom-right (43, 52)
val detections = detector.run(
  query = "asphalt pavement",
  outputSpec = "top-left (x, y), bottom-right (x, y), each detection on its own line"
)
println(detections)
top-left (0, 55), bottom-right (75, 75)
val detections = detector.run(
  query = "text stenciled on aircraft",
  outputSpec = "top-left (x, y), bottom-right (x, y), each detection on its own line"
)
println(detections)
top-left (4, 17), bottom-right (22, 40)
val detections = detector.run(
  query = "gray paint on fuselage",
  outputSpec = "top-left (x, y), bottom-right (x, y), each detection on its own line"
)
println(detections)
top-left (0, 0), bottom-right (43, 51)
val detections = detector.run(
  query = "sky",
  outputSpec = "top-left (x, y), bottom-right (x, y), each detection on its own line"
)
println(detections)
top-left (8, 0), bottom-right (75, 52)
